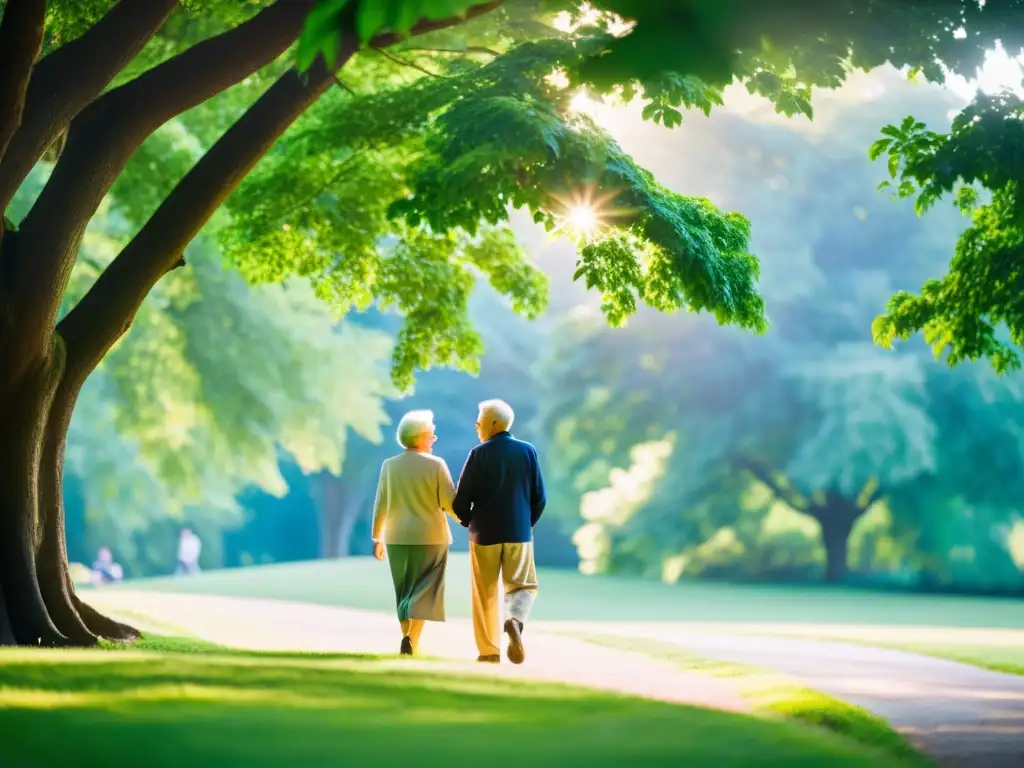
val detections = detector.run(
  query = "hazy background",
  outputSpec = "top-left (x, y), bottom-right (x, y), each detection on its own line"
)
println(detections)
top-left (59, 65), bottom-right (1024, 595)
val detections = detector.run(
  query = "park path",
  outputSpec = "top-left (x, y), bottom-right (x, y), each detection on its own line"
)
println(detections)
top-left (89, 590), bottom-right (1024, 766)
top-left (553, 622), bottom-right (1024, 768)
top-left (87, 590), bottom-right (748, 714)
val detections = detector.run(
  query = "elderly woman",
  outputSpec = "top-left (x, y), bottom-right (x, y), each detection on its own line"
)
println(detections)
top-left (371, 409), bottom-right (457, 656)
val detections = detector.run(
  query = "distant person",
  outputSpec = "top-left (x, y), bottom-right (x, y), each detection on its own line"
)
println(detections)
top-left (175, 527), bottom-right (202, 576)
top-left (90, 546), bottom-right (124, 587)
top-left (453, 399), bottom-right (546, 665)
top-left (371, 409), bottom-right (458, 656)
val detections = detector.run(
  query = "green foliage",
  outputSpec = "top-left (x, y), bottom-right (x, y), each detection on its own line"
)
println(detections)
top-left (231, 35), bottom-right (766, 389)
top-left (291, 0), bottom-right (1024, 373)
top-left (535, 75), bottom-right (1024, 583)
top-left (871, 93), bottom-right (1024, 372)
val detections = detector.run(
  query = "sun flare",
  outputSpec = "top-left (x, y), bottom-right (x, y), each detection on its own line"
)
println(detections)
top-left (567, 204), bottom-right (599, 234)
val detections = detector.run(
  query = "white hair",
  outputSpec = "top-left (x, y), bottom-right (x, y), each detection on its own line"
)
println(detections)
top-left (396, 409), bottom-right (435, 449)
top-left (478, 399), bottom-right (515, 432)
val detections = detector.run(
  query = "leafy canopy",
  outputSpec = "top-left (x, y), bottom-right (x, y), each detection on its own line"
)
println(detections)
top-left (295, 0), bottom-right (1024, 375)
top-left (232, 27), bottom-right (767, 389)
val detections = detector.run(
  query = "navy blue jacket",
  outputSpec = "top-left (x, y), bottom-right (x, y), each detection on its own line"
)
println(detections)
top-left (452, 432), bottom-right (547, 545)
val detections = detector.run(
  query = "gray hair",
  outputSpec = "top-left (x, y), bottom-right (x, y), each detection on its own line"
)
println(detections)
top-left (396, 409), bottom-right (435, 449)
top-left (478, 399), bottom-right (515, 431)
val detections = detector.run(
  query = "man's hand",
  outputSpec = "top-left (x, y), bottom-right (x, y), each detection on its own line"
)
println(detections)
top-left (373, 541), bottom-right (386, 561)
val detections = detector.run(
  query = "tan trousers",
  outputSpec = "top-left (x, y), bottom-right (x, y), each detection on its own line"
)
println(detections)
top-left (470, 541), bottom-right (538, 657)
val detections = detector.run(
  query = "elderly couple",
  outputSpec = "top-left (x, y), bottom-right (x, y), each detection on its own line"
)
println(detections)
top-left (371, 398), bottom-right (546, 664)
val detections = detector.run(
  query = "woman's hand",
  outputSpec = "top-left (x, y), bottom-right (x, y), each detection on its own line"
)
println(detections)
top-left (373, 541), bottom-right (386, 561)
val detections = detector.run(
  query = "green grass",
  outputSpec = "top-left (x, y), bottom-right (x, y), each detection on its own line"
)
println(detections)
top-left (580, 635), bottom-right (934, 768)
top-left (100, 554), bottom-right (1024, 628)
top-left (0, 637), bottom-right (911, 767)
top-left (892, 644), bottom-right (1024, 676)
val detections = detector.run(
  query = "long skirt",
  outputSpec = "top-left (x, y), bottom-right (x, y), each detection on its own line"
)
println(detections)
top-left (386, 544), bottom-right (448, 623)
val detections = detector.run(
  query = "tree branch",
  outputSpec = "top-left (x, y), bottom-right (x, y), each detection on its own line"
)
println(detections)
top-left (733, 456), bottom-right (808, 512)
top-left (274, 147), bottom-right (370, 225)
top-left (0, 0), bottom-right (179, 215)
top-left (0, 0), bottom-right (45, 167)
top-left (401, 46), bottom-right (500, 56)
top-left (58, 59), bottom-right (343, 378)
top-left (373, 47), bottom-right (445, 78)
top-left (12, 0), bottom-right (318, 360)
top-left (57, 0), bottom-right (506, 378)
top-left (369, 1), bottom-right (504, 47)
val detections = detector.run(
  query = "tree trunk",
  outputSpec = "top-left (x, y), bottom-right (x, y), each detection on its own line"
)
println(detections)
top-left (813, 494), bottom-right (863, 584)
top-left (335, 495), bottom-right (364, 559)
top-left (315, 473), bottom-right (366, 558)
top-left (316, 473), bottom-right (344, 559)
top-left (0, 331), bottom-right (139, 647)
top-left (0, 346), bottom-right (67, 646)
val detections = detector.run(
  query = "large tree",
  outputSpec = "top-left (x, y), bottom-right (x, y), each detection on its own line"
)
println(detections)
top-left (11, 156), bottom-right (395, 576)
top-left (0, 0), bottom-right (1016, 647)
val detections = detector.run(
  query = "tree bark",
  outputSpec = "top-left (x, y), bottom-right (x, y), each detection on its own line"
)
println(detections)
top-left (0, 339), bottom-right (70, 646)
top-left (0, 337), bottom-right (141, 647)
top-left (35, 370), bottom-right (99, 646)
top-left (0, 0), bottom-right (179, 213)
top-left (0, 0), bottom-right (45, 166)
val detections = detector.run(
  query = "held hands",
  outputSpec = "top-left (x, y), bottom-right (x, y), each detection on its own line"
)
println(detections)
top-left (373, 540), bottom-right (386, 561)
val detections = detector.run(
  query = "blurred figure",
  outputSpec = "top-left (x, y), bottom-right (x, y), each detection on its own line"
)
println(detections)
top-left (175, 526), bottom-right (202, 576)
top-left (372, 409), bottom-right (458, 656)
top-left (90, 546), bottom-right (124, 587)
top-left (454, 399), bottom-right (546, 665)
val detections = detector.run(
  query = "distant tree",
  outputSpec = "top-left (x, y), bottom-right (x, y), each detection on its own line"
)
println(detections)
top-left (539, 71), bottom-right (1024, 584)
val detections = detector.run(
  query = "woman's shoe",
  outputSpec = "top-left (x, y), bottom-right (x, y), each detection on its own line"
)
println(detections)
top-left (476, 654), bottom-right (500, 663)
top-left (400, 636), bottom-right (414, 656)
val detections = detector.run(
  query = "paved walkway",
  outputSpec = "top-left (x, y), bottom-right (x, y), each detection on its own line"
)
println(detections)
top-left (88, 591), bottom-right (1024, 766)
top-left (87, 590), bottom-right (747, 714)
top-left (559, 623), bottom-right (1024, 768)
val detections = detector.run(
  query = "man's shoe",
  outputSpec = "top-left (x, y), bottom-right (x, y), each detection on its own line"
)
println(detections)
top-left (477, 654), bottom-right (500, 663)
top-left (504, 618), bottom-right (525, 665)
top-left (400, 636), bottom-right (414, 656)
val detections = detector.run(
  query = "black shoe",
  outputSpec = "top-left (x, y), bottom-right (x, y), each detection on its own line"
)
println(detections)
top-left (504, 619), bottom-right (525, 665)
top-left (477, 654), bottom-right (500, 663)
top-left (400, 636), bottom-right (413, 656)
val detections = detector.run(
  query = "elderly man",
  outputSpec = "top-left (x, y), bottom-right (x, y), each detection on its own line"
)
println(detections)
top-left (453, 399), bottom-right (546, 664)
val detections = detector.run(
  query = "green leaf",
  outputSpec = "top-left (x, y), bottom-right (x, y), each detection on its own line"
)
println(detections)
top-left (867, 138), bottom-right (892, 161)
top-left (356, 0), bottom-right (389, 43)
top-left (887, 152), bottom-right (900, 179)
top-left (297, 0), bottom-right (351, 71)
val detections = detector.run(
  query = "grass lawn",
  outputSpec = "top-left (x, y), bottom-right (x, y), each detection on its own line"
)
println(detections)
top-left (0, 637), bottom-right (912, 767)
top-left (102, 554), bottom-right (1024, 628)
top-left (580, 635), bottom-right (933, 768)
